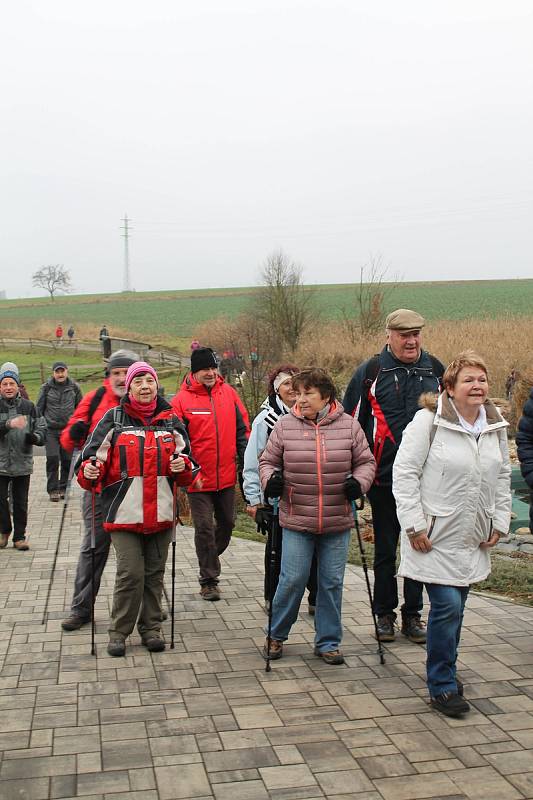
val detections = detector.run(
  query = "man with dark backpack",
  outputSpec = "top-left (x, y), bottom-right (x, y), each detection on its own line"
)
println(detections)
top-left (342, 309), bottom-right (444, 645)
top-left (60, 349), bottom-right (138, 631)
top-left (36, 361), bottom-right (82, 502)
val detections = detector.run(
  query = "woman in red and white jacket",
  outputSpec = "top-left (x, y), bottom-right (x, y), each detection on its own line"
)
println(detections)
top-left (78, 362), bottom-right (198, 657)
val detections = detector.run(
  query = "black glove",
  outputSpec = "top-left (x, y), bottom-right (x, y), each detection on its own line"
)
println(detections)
top-left (237, 468), bottom-right (246, 502)
top-left (70, 420), bottom-right (89, 441)
top-left (255, 506), bottom-right (273, 536)
top-left (264, 471), bottom-right (284, 500)
top-left (25, 432), bottom-right (40, 446)
top-left (344, 476), bottom-right (362, 502)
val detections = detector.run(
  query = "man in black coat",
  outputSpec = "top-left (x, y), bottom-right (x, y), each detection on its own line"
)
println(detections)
top-left (36, 361), bottom-right (82, 501)
top-left (516, 388), bottom-right (533, 532)
top-left (343, 308), bottom-right (444, 644)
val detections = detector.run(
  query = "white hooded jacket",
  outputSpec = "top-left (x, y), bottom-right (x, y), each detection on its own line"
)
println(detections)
top-left (393, 392), bottom-right (511, 587)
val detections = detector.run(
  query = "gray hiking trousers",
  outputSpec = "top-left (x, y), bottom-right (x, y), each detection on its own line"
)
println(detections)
top-left (69, 490), bottom-right (110, 620)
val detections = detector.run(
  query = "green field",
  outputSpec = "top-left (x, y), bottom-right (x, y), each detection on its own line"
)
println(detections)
top-left (1, 278), bottom-right (533, 343)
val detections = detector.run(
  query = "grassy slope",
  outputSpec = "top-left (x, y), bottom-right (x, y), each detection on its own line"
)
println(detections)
top-left (2, 278), bottom-right (533, 343)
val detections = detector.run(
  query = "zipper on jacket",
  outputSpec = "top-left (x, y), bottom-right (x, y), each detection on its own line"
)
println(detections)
top-left (288, 486), bottom-right (294, 516)
top-left (315, 425), bottom-right (324, 533)
top-left (209, 392), bottom-right (220, 491)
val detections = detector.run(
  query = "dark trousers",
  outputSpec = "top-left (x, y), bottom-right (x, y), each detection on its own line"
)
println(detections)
top-left (45, 428), bottom-right (71, 494)
top-left (367, 484), bottom-right (423, 619)
top-left (0, 475), bottom-right (31, 541)
top-left (264, 528), bottom-right (318, 605)
top-left (188, 488), bottom-right (235, 586)
top-left (109, 528), bottom-right (172, 640)
top-left (70, 491), bottom-right (111, 620)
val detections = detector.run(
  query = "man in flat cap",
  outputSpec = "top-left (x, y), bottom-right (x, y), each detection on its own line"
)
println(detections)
top-left (36, 361), bottom-right (82, 502)
top-left (343, 309), bottom-right (444, 644)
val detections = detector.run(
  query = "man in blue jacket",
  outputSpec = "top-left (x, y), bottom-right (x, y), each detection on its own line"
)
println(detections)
top-left (343, 308), bottom-right (444, 644)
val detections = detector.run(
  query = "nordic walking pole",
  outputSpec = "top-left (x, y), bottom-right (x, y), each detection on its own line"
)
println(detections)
top-left (90, 456), bottom-right (98, 656)
top-left (170, 456), bottom-right (179, 649)
top-left (351, 500), bottom-right (385, 664)
top-left (42, 448), bottom-right (80, 625)
top-left (265, 477), bottom-right (282, 673)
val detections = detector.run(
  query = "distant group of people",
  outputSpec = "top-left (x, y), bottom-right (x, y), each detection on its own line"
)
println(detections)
top-left (2, 306), bottom-right (527, 721)
top-left (55, 323), bottom-right (75, 344)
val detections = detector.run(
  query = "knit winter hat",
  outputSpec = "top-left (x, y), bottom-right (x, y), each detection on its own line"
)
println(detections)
top-left (0, 362), bottom-right (20, 384)
top-left (107, 349), bottom-right (139, 372)
top-left (191, 347), bottom-right (218, 373)
top-left (125, 361), bottom-right (159, 392)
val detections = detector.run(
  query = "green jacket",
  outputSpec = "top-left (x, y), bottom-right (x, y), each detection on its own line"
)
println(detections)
top-left (0, 395), bottom-right (47, 476)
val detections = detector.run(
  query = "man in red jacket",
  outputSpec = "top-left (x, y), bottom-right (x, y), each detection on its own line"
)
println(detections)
top-left (60, 349), bottom-right (138, 631)
top-left (172, 347), bottom-right (250, 600)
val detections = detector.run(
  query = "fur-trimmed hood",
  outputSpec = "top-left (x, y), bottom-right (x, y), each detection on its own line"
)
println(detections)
top-left (419, 391), bottom-right (507, 429)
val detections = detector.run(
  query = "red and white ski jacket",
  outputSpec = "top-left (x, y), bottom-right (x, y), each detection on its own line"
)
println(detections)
top-left (78, 397), bottom-right (198, 534)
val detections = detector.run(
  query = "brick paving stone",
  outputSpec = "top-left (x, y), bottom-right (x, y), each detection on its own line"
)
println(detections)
top-left (213, 780), bottom-right (269, 799)
top-left (154, 763), bottom-right (211, 799)
top-left (204, 746), bottom-right (279, 772)
top-left (446, 766), bottom-right (523, 799)
top-left (0, 777), bottom-right (50, 800)
top-left (314, 768), bottom-right (375, 795)
top-left (101, 738), bottom-right (153, 770)
top-left (259, 763), bottom-right (318, 791)
top-left (357, 753), bottom-right (416, 778)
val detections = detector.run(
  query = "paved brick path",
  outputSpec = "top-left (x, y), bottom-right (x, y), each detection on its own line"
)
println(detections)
top-left (1, 457), bottom-right (533, 799)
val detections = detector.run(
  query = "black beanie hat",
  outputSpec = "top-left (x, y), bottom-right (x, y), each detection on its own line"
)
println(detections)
top-left (191, 347), bottom-right (218, 373)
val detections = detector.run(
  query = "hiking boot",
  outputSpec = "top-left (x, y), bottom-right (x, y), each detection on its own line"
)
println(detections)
top-left (107, 640), bottom-right (126, 657)
top-left (376, 614), bottom-right (396, 642)
top-left (457, 678), bottom-right (464, 697)
top-left (430, 691), bottom-right (470, 718)
top-left (200, 584), bottom-right (220, 601)
top-left (314, 647), bottom-right (345, 665)
top-left (0, 533), bottom-right (9, 548)
top-left (49, 492), bottom-right (61, 503)
top-left (61, 614), bottom-right (90, 631)
top-left (401, 615), bottom-right (426, 644)
top-left (262, 637), bottom-right (283, 660)
top-left (308, 603), bottom-right (316, 616)
top-left (13, 539), bottom-right (29, 551)
top-left (142, 637), bottom-right (166, 652)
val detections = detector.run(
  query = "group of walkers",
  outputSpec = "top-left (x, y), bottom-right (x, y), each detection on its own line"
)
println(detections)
top-left (0, 306), bottom-right (523, 721)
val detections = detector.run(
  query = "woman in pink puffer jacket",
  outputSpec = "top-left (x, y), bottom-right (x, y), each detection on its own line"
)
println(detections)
top-left (259, 367), bottom-right (376, 665)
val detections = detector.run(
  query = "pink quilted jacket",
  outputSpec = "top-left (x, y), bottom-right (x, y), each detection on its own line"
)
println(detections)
top-left (259, 400), bottom-right (376, 534)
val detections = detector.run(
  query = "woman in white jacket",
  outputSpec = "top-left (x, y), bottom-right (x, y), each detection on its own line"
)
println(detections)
top-left (393, 351), bottom-right (511, 718)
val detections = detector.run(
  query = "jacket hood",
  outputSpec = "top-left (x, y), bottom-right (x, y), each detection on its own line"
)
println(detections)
top-left (420, 391), bottom-right (507, 429)
top-left (290, 399), bottom-right (345, 425)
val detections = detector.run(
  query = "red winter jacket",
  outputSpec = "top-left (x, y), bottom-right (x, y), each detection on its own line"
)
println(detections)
top-left (78, 397), bottom-right (198, 534)
top-left (172, 374), bottom-right (250, 492)
top-left (60, 379), bottom-right (120, 453)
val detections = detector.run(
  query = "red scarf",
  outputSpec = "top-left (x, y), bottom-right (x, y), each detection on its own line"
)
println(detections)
top-left (124, 396), bottom-right (157, 425)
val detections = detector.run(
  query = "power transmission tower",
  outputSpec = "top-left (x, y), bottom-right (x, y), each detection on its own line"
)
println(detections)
top-left (121, 214), bottom-right (132, 291)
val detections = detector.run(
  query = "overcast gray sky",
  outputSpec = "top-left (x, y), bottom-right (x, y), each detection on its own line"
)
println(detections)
top-left (1, 1), bottom-right (532, 297)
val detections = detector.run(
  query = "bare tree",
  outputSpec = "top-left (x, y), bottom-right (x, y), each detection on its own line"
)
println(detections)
top-left (194, 312), bottom-right (278, 417)
top-left (257, 250), bottom-right (315, 355)
top-left (32, 264), bottom-right (72, 301)
top-left (341, 254), bottom-right (400, 343)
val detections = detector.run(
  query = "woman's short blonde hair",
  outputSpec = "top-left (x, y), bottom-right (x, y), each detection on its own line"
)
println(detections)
top-left (443, 350), bottom-right (488, 391)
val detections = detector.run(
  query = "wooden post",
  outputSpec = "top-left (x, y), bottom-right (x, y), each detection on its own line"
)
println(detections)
top-left (40, 362), bottom-right (45, 383)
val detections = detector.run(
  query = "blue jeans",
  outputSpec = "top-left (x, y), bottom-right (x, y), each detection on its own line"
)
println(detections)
top-left (268, 528), bottom-right (351, 652)
top-left (425, 583), bottom-right (469, 697)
